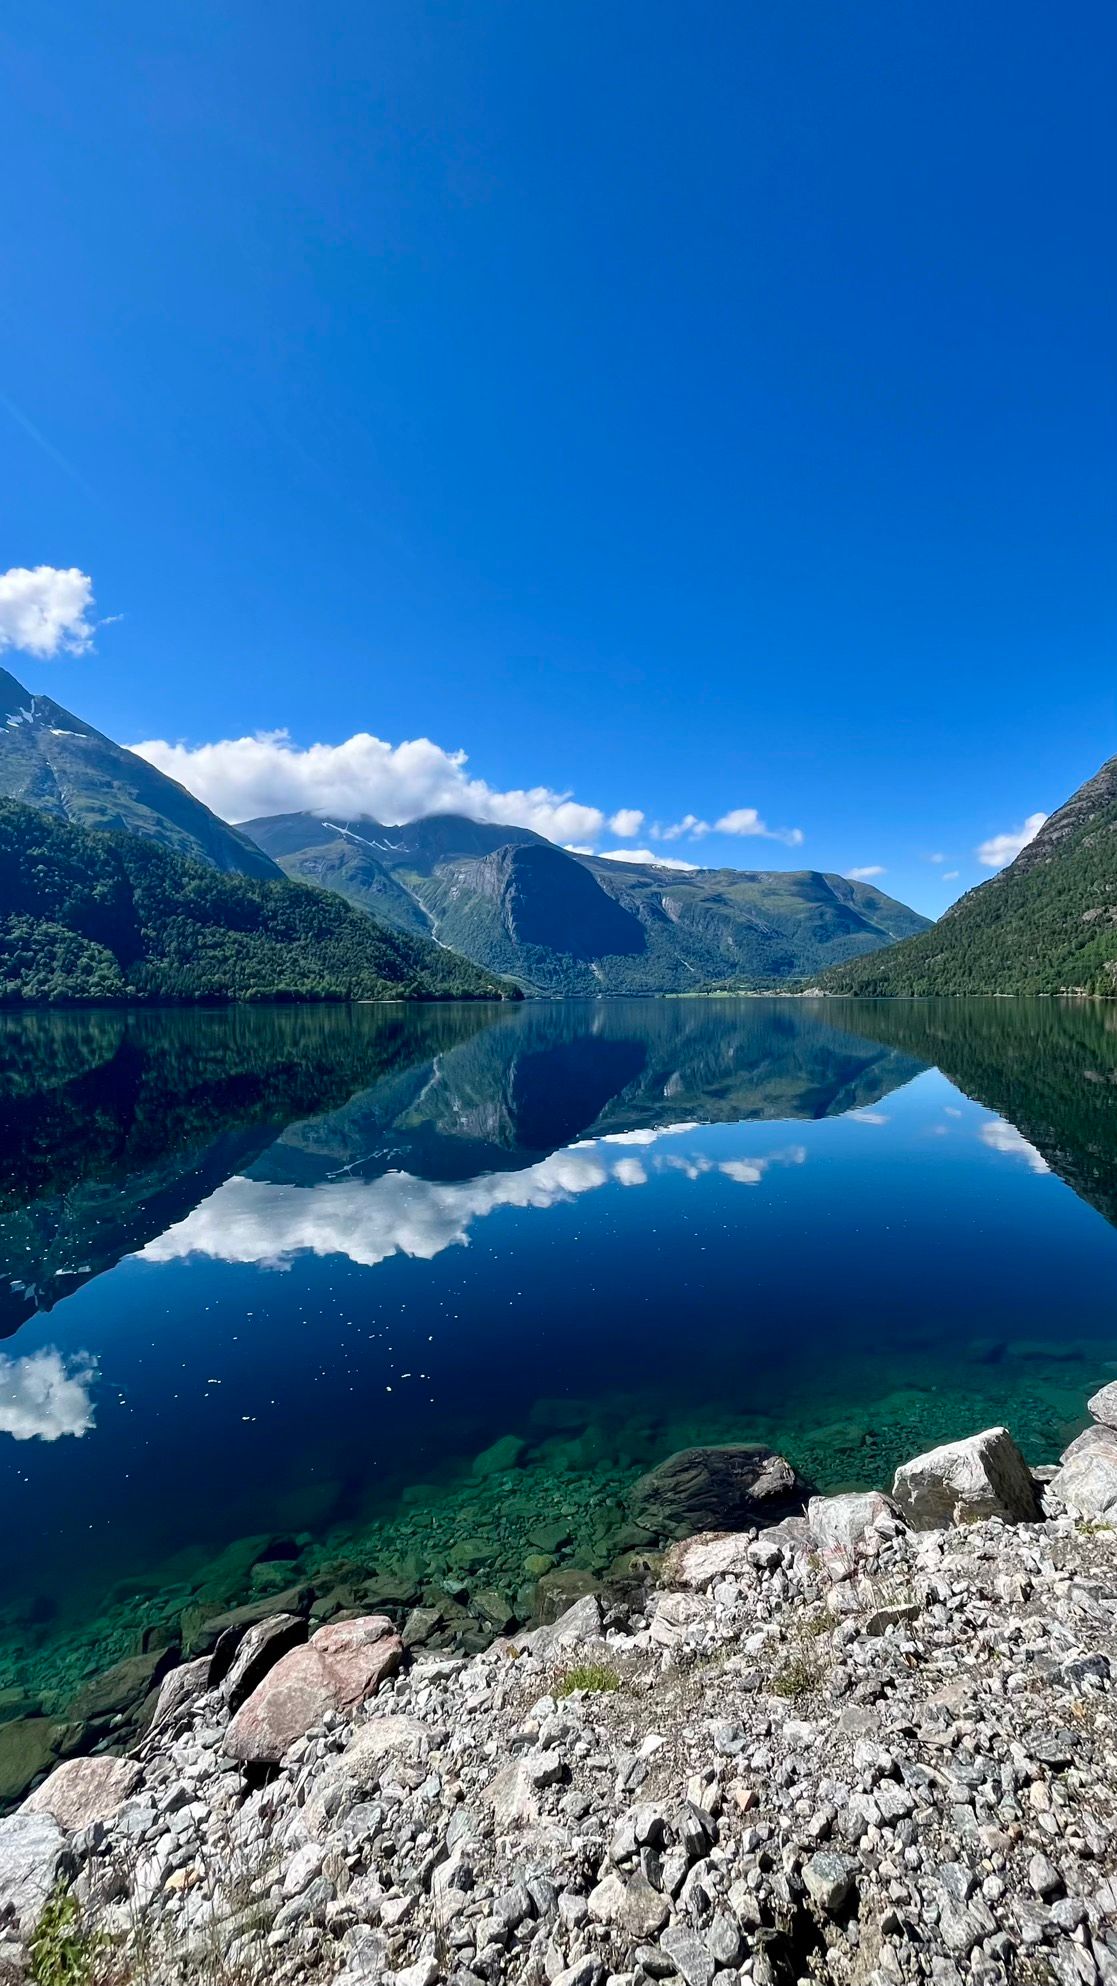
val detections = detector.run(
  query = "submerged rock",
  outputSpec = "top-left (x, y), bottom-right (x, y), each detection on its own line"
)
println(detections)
top-left (628, 1445), bottom-right (809, 1537)
top-left (69, 1646), bottom-right (179, 1732)
top-left (891, 1425), bottom-right (1039, 1529)
top-left (0, 1720), bottom-right (66, 1807)
top-left (224, 1614), bottom-right (404, 1764)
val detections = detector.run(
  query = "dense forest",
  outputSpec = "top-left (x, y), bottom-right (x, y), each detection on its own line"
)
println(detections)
top-left (0, 802), bottom-right (516, 1006)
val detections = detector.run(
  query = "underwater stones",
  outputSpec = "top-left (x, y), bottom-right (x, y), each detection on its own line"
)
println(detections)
top-left (471, 1435), bottom-right (526, 1477)
top-left (470, 1589), bottom-right (516, 1634)
top-left (1048, 1424), bottom-right (1117, 1520)
top-left (528, 1521), bottom-right (573, 1554)
top-left (0, 1811), bottom-right (71, 1936)
top-left (220, 1612), bottom-right (307, 1712)
top-left (1088, 1381), bottom-right (1117, 1429)
top-left (68, 1645), bottom-right (179, 1733)
top-left (0, 1721), bottom-right (67, 1806)
top-left (535, 1568), bottom-right (600, 1623)
top-left (891, 1426), bottom-right (1039, 1530)
top-left (185, 1583), bottom-right (313, 1656)
top-left (628, 1445), bottom-right (809, 1538)
top-left (224, 1614), bottom-right (404, 1764)
top-left (23, 1755), bottom-right (140, 1832)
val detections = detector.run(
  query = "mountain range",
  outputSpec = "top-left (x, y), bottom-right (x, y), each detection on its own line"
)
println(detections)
top-left (824, 753), bottom-right (1117, 996)
top-left (240, 810), bottom-right (930, 994)
top-left (0, 664), bottom-right (932, 997)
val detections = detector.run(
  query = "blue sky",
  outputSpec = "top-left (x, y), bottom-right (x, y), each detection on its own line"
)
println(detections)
top-left (1, 0), bottom-right (1113, 915)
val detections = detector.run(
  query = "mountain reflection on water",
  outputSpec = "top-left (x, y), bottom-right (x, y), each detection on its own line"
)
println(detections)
top-left (0, 1001), bottom-right (925, 1329)
top-left (2, 996), bottom-right (1117, 1702)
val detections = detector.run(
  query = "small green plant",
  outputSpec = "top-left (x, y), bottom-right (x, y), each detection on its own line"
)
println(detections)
top-left (555, 1662), bottom-right (622, 1696)
top-left (771, 1651), bottom-right (821, 1701)
top-left (1078, 1518), bottom-right (1113, 1536)
top-left (30, 1884), bottom-right (100, 1986)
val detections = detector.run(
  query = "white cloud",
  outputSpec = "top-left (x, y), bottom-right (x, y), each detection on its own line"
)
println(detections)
top-left (978, 1118), bottom-right (1050, 1173)
top-left (976, 813), bottom-right (1047, 870)
top-left (715, 808), bottom-right (804, 847)
top-left (849, 1111), bottom-right (888, 1126)
top-left (942, 870), bottom-right (959, 881)
top-left (0, 565), bottom-right (96, 659)
top-left (845, 865), bottom-right (886, 881)
top-left (927, 852), bottom-right (945, 864)
top-left (0, 1348), bottom-right (97, 1441)
top-left (612, 1157), bottom-right (648, 1187)
top-left (563, 843), bottom-right (595, 855)
top-left (658, 812), bottom-right (711, 842)
top-left (609, 809), bottom-right (644, 837)
top-left (719, 1145), bottom-right (807, 1186)
top-left (132, 727), bottom-right (648, 847)
top-left (653, 807), bottom-right (804, 849)
top-left (596, 847), bottom-right (698, 872)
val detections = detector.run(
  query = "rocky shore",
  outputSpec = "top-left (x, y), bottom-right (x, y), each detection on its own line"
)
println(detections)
top-left (4, 1393), bottom-right (1117, 1986)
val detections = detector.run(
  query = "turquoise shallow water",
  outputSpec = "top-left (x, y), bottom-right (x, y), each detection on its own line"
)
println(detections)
top-left (2, 996), bottom-right (1117, 1712)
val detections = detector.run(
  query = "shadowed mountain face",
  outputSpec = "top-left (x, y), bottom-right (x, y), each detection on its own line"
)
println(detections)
top-left (0, 667), bottom-right (279, 880)
top-left (241, 811), bottom-right (931, 994)
top-left (0, 1001), bottom-right (926, 1330)
top-left (825, 751), bottom-right (1117, 995)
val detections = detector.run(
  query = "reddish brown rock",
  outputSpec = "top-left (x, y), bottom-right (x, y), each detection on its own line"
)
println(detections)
top-left (224, 1615), bottom-right (404, 1764)
top-left (23, 1755), bottom-right (140, 1831)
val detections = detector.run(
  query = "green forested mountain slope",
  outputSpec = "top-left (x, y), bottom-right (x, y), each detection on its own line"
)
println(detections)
top-left (0, 802), bottom-right (515, 1005)
top-left (824, 754), bottom-right (1117, 996)
top-left (242, 810), bottom-right (930, 994)
top-left (0, 666), bottom-right (280, 880)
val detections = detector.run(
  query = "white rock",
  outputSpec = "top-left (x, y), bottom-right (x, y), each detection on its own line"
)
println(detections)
top-left (1088, 1381), bottom-right (1117, 1429)
top-left (1048, 1429), bottom-right (1117, 1521)
top-left (807, 1491), bottom-right (902, 1569)
top-left (892, 1426), bottom-right (1038, 1529)
top-left (0, 1812), bottom-right (70, 1935)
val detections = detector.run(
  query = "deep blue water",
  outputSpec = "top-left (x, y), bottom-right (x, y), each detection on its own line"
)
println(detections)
top-left (2, 997), bottom-right (1117, 1697)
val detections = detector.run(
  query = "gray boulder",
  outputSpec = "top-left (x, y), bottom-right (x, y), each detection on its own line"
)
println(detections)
top-left (628, 1445), bottom-right (809, 1538)
top-left (148, 1656), bottom-right (211, 1734)
top-left (892, 1426), bottom-right (1039, 1529)
top-left (221, 1612), bottom-right (307, 1712)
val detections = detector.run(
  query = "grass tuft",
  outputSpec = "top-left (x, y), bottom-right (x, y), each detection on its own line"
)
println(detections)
top-left (555, 1662), bottom-right (622, 1697)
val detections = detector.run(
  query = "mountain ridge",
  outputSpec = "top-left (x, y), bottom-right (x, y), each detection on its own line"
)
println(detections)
top-left (242, 809), bottom-right (931, 994)
top-left (0, 666), bottom-right (280, 880)
top-left (823, 751), bottom-right (1117, 996)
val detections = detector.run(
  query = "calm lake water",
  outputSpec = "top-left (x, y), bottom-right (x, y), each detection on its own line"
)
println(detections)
top-left (3, 995), bottom-right (1117, 1707)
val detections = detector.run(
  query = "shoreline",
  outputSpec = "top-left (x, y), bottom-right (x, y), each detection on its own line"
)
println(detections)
top-left (4, 1399), bottom-right (1117, 1984)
